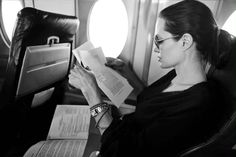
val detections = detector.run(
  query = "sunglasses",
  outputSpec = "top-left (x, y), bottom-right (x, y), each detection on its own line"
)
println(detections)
top-left (154, 35), bottom-right (179, 48)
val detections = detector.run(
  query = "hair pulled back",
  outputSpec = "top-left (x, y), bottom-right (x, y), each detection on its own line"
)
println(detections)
top-left (160, 0), bottom-right (233, 68)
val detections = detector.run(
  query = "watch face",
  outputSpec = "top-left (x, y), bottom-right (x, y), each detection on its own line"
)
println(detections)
top-left (91, 106), bottom-right (101, 117)
top-left (90, 102), bottom-right (109, 117)
top-left (97, 107), bottom-right (102, 113)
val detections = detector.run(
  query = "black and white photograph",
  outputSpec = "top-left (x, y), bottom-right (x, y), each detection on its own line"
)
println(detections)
top-left (0, 0), bottom-right (235, 156)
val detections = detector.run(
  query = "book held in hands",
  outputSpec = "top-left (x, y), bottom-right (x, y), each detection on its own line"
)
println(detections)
top-left (72, 41), bottom-right (133, 107)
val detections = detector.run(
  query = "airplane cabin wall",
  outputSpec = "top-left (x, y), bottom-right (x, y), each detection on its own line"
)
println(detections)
top-left (132, 0), bottom-right (158, 86)
top-left (0, 27), bottom-right (8, 81)
top-left (216, 0), bottom-right (236, 28)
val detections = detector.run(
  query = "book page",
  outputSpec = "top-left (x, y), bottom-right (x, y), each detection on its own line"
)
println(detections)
top-left (47, 105), bottom-right (90, 140)
top-left (95, 67), bottom-right (133, 107)
top-left (73, 42), bottom-right (133, 107)
top-left (23, 140), bottom-right (87, 157)
top-left (79, 47), bottom-right (106, 71)
top-left (72, 41), bottom-right (95, 64)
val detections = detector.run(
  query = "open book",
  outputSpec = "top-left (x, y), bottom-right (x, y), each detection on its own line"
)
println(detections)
top-left (23, 105), bottom-right (90, 157)
top-left (72, 41), bottom-right (133, 107)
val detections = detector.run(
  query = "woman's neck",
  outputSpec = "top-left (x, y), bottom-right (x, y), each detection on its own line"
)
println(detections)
top-left (173, 58), bottom-right (206, 86)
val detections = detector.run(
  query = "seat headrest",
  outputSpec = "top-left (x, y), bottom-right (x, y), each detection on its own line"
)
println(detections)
top-left (10, 7), bottom-right (80, 65)
top-left (207, 31), bottom-right (236, 110)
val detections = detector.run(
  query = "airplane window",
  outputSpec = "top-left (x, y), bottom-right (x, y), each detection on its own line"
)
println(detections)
top-left (88, 0), bottom-right (128, 58)
top-left (222, 10), bottom-right (236, 36)
top-left (1, 0), bottom-right (23, 43)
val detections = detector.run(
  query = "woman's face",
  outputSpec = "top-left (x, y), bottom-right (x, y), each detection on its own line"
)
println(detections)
top-left (154, 18), bottom-right (184, 69)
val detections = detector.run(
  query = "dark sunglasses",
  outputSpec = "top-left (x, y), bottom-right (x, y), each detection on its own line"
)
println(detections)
top-left (154, 35), bottom-right (179, 48)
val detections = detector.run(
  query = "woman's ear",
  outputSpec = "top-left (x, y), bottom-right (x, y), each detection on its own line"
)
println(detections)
top-left (181, 33), bottom-right (193, 50)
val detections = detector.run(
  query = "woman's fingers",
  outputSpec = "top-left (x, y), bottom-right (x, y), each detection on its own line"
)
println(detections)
top-left (106, 57), bottom-right (124, 66)
top-left (106, 57), bottom-right (116, 64)
top-left (70, 64), bottom-right (98, 88)
top-left (70, 68), bottom-right (83, 79)
top-left (71, 64), bottom-right (91, 78)
top-left (68, 74), bottom-right (83, 89)
top-left (105, 58), bottom-right (125, 71)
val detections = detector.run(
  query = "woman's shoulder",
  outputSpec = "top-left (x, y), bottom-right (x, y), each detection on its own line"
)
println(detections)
top-left (178, 80), bottom-right (223, 108)
top-left (137, 70), bottom-right (176, 100)
top-left (150, 69), bottom-right (176, 87)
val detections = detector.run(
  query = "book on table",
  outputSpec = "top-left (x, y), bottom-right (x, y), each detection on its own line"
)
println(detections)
top-left (23, 105), bottom-right (90, 157)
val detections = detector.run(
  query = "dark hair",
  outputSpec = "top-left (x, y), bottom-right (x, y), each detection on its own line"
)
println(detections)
top-left (159, 0), bottom-right (233, 68)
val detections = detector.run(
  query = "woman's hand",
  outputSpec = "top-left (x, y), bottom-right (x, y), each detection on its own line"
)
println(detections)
top-left (69, 64), bottom-right (113, 134)
top-left (105, 57), bottom-right (131, 79)
top-left (69, 64), bottom-right (102, 107)
top-left (105, 57), bottom-right (145, 96)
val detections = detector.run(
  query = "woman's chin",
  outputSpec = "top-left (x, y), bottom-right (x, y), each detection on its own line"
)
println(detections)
top-left (159, 62), bottom-right (169, 69)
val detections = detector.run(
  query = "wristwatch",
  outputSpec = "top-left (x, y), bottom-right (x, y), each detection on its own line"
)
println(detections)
top-left (90, 102), bottom-right (109, 118)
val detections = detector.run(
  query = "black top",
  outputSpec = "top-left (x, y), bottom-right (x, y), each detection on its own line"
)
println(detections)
top-left (99, 70), bottom-right (223, 157)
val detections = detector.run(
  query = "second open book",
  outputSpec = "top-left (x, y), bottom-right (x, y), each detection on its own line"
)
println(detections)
top-left (23, 105), bottom-right (90, 157)
top-left (72, 41), bottom-right (133, 107)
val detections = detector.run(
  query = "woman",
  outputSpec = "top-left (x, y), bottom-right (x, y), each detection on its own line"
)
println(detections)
top-left (69, 0), bottom-right (232, 156)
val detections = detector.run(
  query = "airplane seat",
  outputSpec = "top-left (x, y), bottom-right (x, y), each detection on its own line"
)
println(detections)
top-left (0, 7), bottom-right (79, 156)
top-left (180, 30), bottom-right (236, 157)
